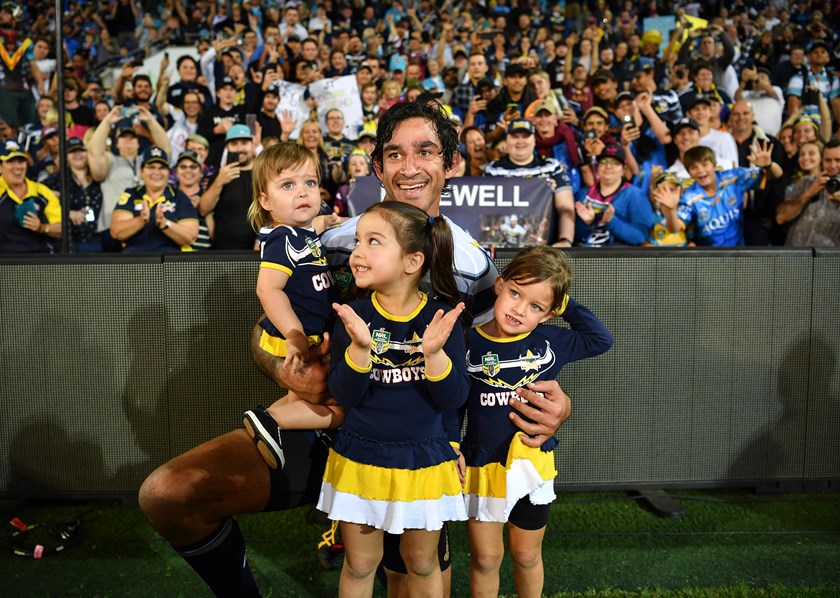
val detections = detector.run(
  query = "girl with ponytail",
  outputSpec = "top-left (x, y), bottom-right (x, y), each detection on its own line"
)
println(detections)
top-left (317, 200), bottom-right (469, 597)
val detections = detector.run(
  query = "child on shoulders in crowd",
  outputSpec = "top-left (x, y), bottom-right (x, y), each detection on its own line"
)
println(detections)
top-left (318, 201), bottom-right (469, 596)
top-left (659, 143), bottom-right (781, 246)
top-left (646, 169), bottom-right (689, 246)
top-left (242, 142), bottom-right (344, 470)
top-left (460, 245), bottom-right (612, 598)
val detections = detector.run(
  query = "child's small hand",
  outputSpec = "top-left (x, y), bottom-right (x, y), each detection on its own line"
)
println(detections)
top-left (333, 303), bottom-right (371, 349)
top-left (282, 331), bottom-right (310, 374)
top-left (653, 183), bottom-right (681, 210)
top-left (422, 303), bottom-right (465, 357)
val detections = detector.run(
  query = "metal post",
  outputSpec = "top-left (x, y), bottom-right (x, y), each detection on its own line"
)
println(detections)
top-left (54, 0), bottom-right (71, 253)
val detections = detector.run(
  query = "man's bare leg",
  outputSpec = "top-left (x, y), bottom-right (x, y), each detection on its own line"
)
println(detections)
top-left (139, 430), bottom-right (272, 594)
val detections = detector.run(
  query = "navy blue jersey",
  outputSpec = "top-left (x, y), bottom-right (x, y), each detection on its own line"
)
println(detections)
top-left (113, 185), bottom-right (198, 252)
top-left (461, 298), bottom-right (612, 467)
top-left (328, 292), bottom-right (469, 468)
top-left (258, 225), bottom-right (336, 339)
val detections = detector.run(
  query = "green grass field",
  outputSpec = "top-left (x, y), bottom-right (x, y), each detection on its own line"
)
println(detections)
top-left (0, 490), bottom-right (838, 597)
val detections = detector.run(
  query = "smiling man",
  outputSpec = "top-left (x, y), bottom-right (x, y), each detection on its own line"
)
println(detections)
top-left (197, 124), bottom-right (257, 250)
top-left (139, 101), bottom-right (572, 597)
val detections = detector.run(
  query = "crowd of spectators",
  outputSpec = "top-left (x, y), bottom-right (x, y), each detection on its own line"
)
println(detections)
top-left (1, 0), bottom-right (839, 253)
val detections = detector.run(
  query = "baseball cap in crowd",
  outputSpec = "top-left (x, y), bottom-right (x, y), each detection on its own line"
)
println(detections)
top-left (42, 126), bottom-right (59, 139)
top-left (598, 143), bottom-right (626, 164)
top-left (186, 134), bottom-right (209, 149)
top-left (670, 117), bottom-right (701, 135)
top-left (66, 137), bottom-right (86, 152)
top-left (505, 63), bottom-right (529, 78)
top-left (358, 128), bottom-right (376, 141)
top-left (216, 76), bottom-right (236, 91)
top-left (583, 106), bottom-right (610, 122)
top-left (225, 124), bottom-right (252, 142)
top-left (755, 66), bottom-right (771, 77)
top-left (806, 39), bottom-right (829, 53)
top-left (533, 100), bottom-right (558, 115)
top-left (115, 119), bottom-right (138, 138)
top-left (653, 171), bottom-right (680, 187)
top-left (687, 93), bottom-right (713, 110)
top-left (141, 146), bottom-right (169, 168)
top-left (591, 69), bottom-right (617, 85)
top-left (389, 54), bottom-right (407, 73)
top-left (177, 149), bottom-right (201, 166)
top-left (630, 58), bottom-right (656, 78)
top-left (507, 119), bottom-right (535, 136)
top-left (264, 83), bottom-right (280, 96)
top-left (0, 140), bottom-right (28, 161)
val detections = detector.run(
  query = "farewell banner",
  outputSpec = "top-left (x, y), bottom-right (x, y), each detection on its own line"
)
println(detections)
top-left (346, 176), bottom-right (555, 248)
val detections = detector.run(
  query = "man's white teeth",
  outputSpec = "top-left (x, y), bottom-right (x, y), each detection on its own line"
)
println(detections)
top-left (399, 182), bottom-right (425, 190)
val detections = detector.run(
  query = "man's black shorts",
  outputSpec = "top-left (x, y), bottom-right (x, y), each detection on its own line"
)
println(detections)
top-left (381, 524), bottom-right (451, 573)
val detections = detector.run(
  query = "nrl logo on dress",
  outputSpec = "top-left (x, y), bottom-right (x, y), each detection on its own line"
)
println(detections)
top-left (371, 328), bottom-right (391, 354)
top-left (482, 353), bottom-right (500, 377)
top-left (334, 269), bottom-right (352, 287)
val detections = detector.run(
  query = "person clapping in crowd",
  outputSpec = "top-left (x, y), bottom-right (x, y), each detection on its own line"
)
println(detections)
top-left (110, 145), bottom-right (198, 252)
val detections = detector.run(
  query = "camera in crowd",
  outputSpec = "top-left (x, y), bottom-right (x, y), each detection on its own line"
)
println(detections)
top-left (825, 175), bottom-right (840, 195)
top-left (801, 85), bottom-right (822, 107)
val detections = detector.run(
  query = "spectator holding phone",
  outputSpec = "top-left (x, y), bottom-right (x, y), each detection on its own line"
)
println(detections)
top-left (88, 104), bottom-right (172, 252)
top-left (452, 52), bottom-right (491, 118)
top-left (574, 143), bottom-right (653, 247)
top-left (778, 139), bottom-right (840, 247)
top-left (463, 78), bottom-right (497, 133)
top-left (486, 64), bottom-right (538, 144)
top-left (197, 76), bottom-right (246, 168)
top-left (198, 124), bottom-right (257, 250)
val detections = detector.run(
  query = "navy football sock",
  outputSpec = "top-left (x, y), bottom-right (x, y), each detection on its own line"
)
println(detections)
top-left (175, 518), bottom-right (260, 597)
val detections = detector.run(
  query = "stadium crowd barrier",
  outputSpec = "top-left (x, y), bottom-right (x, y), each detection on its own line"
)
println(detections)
top-left (1, 248), bottom-right (838, 501)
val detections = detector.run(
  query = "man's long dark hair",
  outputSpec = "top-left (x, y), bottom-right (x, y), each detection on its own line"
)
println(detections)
top-left (370, 100), bottom-right (460, 175)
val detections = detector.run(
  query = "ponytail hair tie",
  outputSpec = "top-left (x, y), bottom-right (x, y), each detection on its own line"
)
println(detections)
top-left (428, 215), bottom-right (436, 226)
